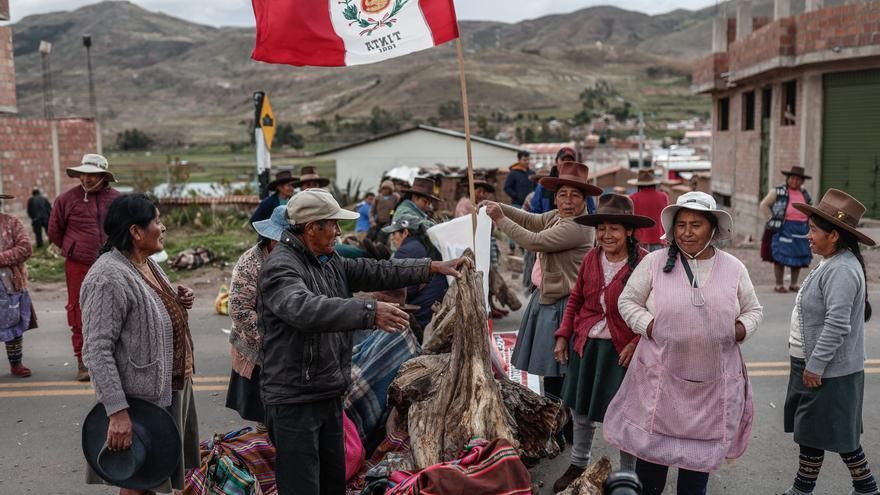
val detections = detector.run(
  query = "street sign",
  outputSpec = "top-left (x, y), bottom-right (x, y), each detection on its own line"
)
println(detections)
top-left (259, 94), bottom-right (276, 151)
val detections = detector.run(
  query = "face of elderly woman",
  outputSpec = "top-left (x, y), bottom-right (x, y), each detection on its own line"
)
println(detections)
top-left (597, 223), bottom-right (632, 258)
top-left (555, 186), bottom-right (585, 218)
top-left (131, 208), bottom-right (166, 255)
top-left (674, 210), bottom-right (714, 257)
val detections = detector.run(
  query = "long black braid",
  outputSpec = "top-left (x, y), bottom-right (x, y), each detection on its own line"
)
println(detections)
top-left (663, 241), bottom-right (681, 273)
top-left (812, 214), bottom-right (872, 322)
top-left (624, 234), bottom-right (641, 283)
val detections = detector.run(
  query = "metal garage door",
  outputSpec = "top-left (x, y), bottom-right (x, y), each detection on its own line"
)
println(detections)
top-left (822, 69), bottom-right (880, 218)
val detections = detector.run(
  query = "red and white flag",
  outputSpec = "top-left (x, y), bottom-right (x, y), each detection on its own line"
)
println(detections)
top-left (251, 0), bottom-right (459, 67)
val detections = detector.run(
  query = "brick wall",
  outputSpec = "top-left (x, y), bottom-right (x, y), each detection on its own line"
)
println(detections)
top-left (0, 27), bottom-right (16, 112)
top-left (693, 53), bottom-right (729, 88)
top-left (729, 18), bottom-right (797, 74)
top-left (0, 117), bottom-right (96, 221)
top-left (0, 0), bottom-right (8, 21)
top-left (796, 3), bottom-right (880, 54)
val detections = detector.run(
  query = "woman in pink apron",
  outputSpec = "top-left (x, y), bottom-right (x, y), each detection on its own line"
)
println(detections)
top-left (604, 192), bottom-right (763, 494)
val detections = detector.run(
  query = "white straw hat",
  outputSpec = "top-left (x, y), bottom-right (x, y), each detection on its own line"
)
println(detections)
top-left (660, 191), bottom-right (733, 241)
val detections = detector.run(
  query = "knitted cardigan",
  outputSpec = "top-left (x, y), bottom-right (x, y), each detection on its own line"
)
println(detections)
top-left (81, 249), bottom-right (174, 416)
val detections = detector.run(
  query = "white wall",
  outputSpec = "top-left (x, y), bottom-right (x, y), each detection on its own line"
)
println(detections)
top-left (326, 129), bottom-right (519, 192)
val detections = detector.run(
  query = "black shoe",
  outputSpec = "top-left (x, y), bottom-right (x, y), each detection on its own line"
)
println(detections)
top-left (552, 464), bottom-right (586, 493)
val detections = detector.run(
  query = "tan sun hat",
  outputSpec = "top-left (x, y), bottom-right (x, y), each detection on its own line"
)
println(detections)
top-left (286, 189), bottom-right (359, 225)
top-left (66, 154), bottom-right (116, 182)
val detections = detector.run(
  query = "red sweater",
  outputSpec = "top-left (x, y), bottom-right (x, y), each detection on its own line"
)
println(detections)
top-left (48, 185), bottom-right (121, 265)
top-left (629, 189), bottom-right (669, 245)
top-left (555, 247), bottom-right (643, 356)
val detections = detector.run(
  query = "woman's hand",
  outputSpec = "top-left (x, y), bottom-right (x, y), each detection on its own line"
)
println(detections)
top-left (477, 201), bottom-right (504, 223)
top-left (646, 320), bottom-right (655, 339)
top-left (734, 321), bottom-right (746, 342)
top-left (106, 409), bottom-right (133, 451)
top-left (430, 257), bottom-right (472, 279)
top-left (618, 341), bottom-right (636, 367)
top-left (553, 337), bottom-right (569, 365)
top-left (803, 370), bottom-right (822, 388)
top-left (177, 286), bottom-right (194, 309)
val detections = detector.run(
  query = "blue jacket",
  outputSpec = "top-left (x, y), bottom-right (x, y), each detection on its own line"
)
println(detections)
top-left (251, 193), bottom-right (284, 224)
top-left (529, 184), bottom-right (597, 214)
top-left (504, 167), bottom-right (535, 206)
top-left (356, 202), bottom-right (372, 233)
top-left (393, 236), bottom-right (447, 330)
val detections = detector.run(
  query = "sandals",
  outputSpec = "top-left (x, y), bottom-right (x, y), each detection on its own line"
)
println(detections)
top-left (789, 285), bottom-right (800, 292)
top-left (774, 286), bottom-right (788, 293)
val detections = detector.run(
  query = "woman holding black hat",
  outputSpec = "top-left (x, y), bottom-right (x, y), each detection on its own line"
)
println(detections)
top-left (550, 194), bottom-right (654, 492)
top-left (759, 166), bottom-right (814, 293)
top-left (480, 161), bottom-right (600, 440)
top-left (81, 194), bottom-right (199, 493)
top-left (0, 193), bottom-right (36, 377)
top-left (781, 189), bottom-right (880, 495)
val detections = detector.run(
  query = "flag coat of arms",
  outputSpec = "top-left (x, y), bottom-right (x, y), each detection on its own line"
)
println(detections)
top-left (252, 0), bottom-right (459, 67)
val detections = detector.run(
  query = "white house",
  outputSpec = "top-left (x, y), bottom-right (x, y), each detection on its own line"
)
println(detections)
top-left (315, 125), bottom-right (524, 192)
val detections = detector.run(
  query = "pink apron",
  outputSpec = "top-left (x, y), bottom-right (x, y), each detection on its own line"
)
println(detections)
top-left (603, 250), bottom-right (753, 473)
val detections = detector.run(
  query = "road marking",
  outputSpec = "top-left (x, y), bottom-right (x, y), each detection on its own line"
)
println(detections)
top-left (0, 376), bottom-right (231, 389)
top-left (0, 384), bottom-right (228, 398)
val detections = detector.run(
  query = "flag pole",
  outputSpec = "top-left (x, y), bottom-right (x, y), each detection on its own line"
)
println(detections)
top-left (454, 37), bottom-right (478, 240)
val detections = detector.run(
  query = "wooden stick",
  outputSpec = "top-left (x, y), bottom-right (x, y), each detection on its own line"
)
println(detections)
top-left (455, 37), bottom-right (478, 238)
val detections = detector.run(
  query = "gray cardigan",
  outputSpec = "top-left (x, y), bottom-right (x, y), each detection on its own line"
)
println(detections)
top-left (798, 250), bottom-right (868, 378)
top-left (81, 249), bottom-right (174, 416)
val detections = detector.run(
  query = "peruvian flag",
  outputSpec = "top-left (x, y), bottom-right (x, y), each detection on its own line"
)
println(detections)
top-left (251, 0), bottom-right (459, 67)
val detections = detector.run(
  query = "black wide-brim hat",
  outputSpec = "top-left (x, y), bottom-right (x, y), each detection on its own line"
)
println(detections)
top-left (575, 193), bottom-right (655, 228)
top-left (82, 398), bottom-right (181, 490)
top-left (268, 169), bottom-right (300, 191)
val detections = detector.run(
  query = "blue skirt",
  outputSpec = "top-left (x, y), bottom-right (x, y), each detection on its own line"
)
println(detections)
top-left (511, 291), bottom-right (567, 377)
top-left (772, 220), bottom-right (812, 268)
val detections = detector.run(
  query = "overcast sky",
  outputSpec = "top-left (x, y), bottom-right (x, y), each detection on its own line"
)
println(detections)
top-left (10, 0), bottom-right (718, 25)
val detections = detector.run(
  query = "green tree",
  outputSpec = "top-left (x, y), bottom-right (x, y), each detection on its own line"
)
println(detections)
top-left (437, 100), bottom-right (461, 120)
top-left (275, 123), bottom-right (304, 149)
top-left (368, 107), bottom-right (401, 134)
top-left (115, 129), bottom-right (154, 150)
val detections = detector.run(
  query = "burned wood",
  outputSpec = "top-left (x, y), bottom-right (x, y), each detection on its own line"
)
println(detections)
top-left (498, 376), bottom-right (564, 459)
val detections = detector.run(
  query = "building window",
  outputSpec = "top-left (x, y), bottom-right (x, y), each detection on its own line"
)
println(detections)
top-left (718, 97), bottom-right (730, 131)
top-left (782, 80), bottom-right (797, 126)
top-left (742, 91), bottom-right (756, 131)
top-left (761, 87), bottom-right (772, 120)
top-left (713, 192), bottom-right (732, 207)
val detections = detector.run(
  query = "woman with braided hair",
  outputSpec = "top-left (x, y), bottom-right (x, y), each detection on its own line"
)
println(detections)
top-left (781, 189), bottom-right (880, 495)
top-left (603, 191), bottom-right (763, 495)
top-left (550, 194), bottom-right (655, 493)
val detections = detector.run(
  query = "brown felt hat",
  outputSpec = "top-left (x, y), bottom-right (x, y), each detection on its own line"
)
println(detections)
top-left (298, 166), bottom-right (331, 188)
top-left (539, 161), bottom-right (602, 197)
top-left (267, 169), bottom-right (300, 191)
top-left (782, 166), bottom-right (812, 180)
top-left (575, 193), bottom-right (655, 228)
top-left (627, 169), bottom-right (661, 186)
top-left (793, 188), bottom-right (876, 246)
top-left (401, 177), bottom-right (440, 202)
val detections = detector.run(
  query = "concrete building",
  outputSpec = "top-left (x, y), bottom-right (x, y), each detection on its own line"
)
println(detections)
top-left (0, 0), bottom-right (97, 220)
top-left (315, 125), bottom-right (524, 193)
top-left (692, 0), bottom-right (880, 239)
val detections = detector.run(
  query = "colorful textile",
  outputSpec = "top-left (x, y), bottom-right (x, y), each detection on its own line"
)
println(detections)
top-left (252, 0), bottom-right (459, 67)
top-left (346, 430), bottom-right (412, 495)
top-left (0, 281), bottom-right (32, 343)
top-left (385, 438), bottom-right (532, 495)
top-left (346, 330), bottom-right (420, 441)
top-left (0, 213), bottom-right (32, 292)
top-left (184, 427), bottom-right (276, 495)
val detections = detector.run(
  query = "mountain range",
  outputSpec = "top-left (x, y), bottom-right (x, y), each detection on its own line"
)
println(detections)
top-left (7, 0), bottom-right (780, 144)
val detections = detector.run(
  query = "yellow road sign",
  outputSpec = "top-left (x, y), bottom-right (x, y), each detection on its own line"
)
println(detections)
top-left (260, 94), bottom-right (276, 150)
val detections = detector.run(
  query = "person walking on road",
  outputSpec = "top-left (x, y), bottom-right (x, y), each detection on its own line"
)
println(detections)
top-left (81, 193), bottom-right (199, 493)
top-left (48, 154), bottom-right (121, 382)
top-left (0, 194), bottom-right (36, 377)
top-left (627, 169), bottom-right (670, 252)
top-left (759, 166), bottom-right (814, 293)
top-left (26, 188), bottom-right (51, 248)
top-left (258, 189), bottom-right (466, 495)
top-left (550, 194), bottom-right (654, 492)
top-left (781, 189), bottom-right (880, 495)
top-left (226, 205), bottom-right (288, 426)
top-left (605, 191), bottom-right (763, 495)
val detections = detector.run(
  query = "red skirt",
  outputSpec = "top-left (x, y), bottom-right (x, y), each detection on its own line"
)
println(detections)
top-left (760, 229), bottom-right (775, 263)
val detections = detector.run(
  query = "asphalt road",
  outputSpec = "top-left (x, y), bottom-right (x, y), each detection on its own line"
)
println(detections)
top-left (1, 287), bottom-right (878, 494)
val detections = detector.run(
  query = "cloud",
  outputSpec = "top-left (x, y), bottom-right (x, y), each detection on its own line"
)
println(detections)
top-left (10, 0), bottom-right (717, 26)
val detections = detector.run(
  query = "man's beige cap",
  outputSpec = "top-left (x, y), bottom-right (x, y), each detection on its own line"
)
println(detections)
top-left (286, 189), bottom-right (359, 225)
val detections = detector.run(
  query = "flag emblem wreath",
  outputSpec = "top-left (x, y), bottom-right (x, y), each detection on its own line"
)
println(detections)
top-left (343, 0), bottom-right (408, 36)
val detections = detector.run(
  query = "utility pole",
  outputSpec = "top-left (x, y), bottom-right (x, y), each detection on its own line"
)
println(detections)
top-left (39, 41), bottom-right (52, 119)
top-left (83, 34), bottom-right (102, 153)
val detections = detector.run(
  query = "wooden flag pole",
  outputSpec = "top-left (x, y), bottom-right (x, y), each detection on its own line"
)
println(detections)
top-left (455, 37), bottom-right (478, 239)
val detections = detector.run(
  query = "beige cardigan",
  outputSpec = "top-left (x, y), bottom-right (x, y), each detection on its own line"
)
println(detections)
top-left (497, 204), bottom-right (593, 304)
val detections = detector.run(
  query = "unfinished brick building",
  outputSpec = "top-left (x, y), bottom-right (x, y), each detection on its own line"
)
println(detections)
top-left (0, 0), bottom-right (97, 221)
top-left (693, 0), bottom-right (880, 239)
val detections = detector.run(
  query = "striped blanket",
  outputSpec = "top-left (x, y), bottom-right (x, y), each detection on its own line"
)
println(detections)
top-left (183, 427), bottom-right (276, 495)
top-left (346, 329), bottom-right (420, 441)
top-left (386, 438), bottom-right (532, 495)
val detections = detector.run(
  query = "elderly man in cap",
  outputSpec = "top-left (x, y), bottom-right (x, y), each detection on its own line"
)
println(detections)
top-left (259, 189), bottom-right (465, 495)
top-left (48, 154), bottom-right (120, 381)
top-left (251, 169), bottom-right (299, 223)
